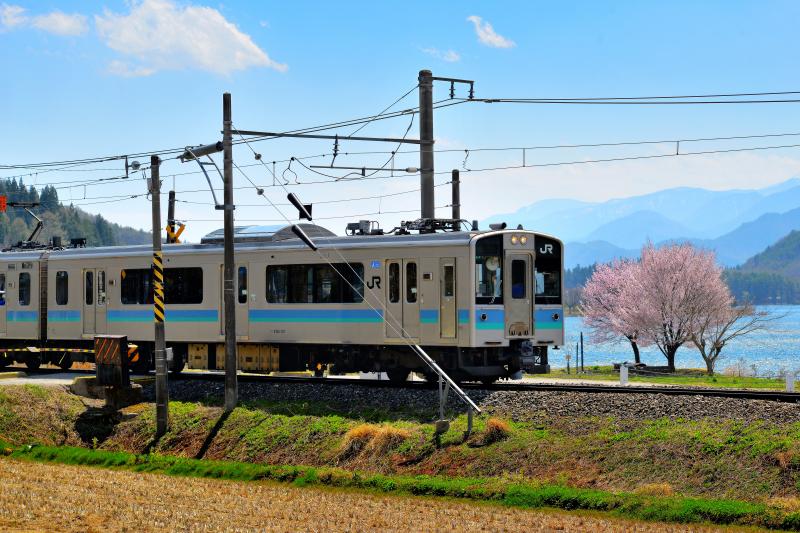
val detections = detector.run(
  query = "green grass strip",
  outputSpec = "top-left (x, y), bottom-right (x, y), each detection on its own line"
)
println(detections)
top-left (1, 442), bottom-right (794, 530)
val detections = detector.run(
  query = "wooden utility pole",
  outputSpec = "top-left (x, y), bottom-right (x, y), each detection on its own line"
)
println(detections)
top-left (222, 93), bottom-right (238, 412)
top-left (150, 155), bottom-right (168, 436)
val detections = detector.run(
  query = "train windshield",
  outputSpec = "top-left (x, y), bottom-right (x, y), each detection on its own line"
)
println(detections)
top-left (475, 235), bottom-right (503, 304)
top-left (535, 237), bottom-right (562, 305)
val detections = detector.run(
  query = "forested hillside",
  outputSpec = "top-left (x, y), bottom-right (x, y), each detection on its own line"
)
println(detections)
top-left (724, 230), bottom-right (800, 304)
top-left (0, 178), bottom-right (149, 248)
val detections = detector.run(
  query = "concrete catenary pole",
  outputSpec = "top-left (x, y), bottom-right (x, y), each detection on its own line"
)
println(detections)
top-left (150, 155), bottom-right (168, 437)
top-left (222, 92), bottom-right (238, 412)
top-left (418, 70), bottom-right (435, 219)
top-left (166, 190), bottom-right (176, 243)
top-left (451, 169), bottom-right (460, 224)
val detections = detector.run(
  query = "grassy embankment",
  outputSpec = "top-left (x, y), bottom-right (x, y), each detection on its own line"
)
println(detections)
top-left (539, 365), bottom-right (787, 390)
top-left (3, 384), bottom-right (800, 529)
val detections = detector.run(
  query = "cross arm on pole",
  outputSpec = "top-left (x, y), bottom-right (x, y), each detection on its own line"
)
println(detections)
top-left (232, 130), bottom-right (429, 145)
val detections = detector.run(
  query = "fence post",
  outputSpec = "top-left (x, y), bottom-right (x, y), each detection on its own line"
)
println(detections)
top-left (620, 364), bottom-right (629, 386)
top-left (787, 372), bottom-right (795, 393)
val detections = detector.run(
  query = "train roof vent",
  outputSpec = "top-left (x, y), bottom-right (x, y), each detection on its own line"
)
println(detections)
top-left (200, 224), bottom-right (335, 244)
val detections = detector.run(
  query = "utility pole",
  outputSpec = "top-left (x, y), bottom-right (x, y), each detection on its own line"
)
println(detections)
top-left (419, 69), bottom-right (435, 219)
top-left (451, 169), bottom-right (460, 224)
top-left (166, 190), bottom-right (176, 243)
top-left (150, 155), bottom-right (168, 437)
top-left (222, 92), bottom-right (238, 412)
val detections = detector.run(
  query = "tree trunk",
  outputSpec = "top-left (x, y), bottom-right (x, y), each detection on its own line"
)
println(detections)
top-left (704, 357), bottom-right (715, 375)
top-left (665, 345), bottom-right (678, 373)
top-left (627, 337), bottom-right (641, 364)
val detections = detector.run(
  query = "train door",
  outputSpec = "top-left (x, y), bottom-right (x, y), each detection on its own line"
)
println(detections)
top-left (504, 252), bottom-right (532, 337)
top-left (439, 258), bottom-right (456, 339)
top-left (82, 270), bottom-right (95, 335)
top-left (385, 259), bottom-right (419, 339)
top-left (0, 273), bottom-right (6, 335)
top-left (95, 269), bottom-right (107, 334)
top-left (235, 264), bottom-right (249, 340)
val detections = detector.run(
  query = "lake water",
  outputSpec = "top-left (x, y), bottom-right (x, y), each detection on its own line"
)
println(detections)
top-left (559, 305), bottom-right (800, 376)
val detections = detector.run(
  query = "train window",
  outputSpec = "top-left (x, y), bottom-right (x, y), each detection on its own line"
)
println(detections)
top-left (475, 235), bottom-right (503, 305)
top-left (121, 268), bottom-right (203, 305)
top-left (266, 264), bottom-right (364, 304)
top-left (0, 274), bottom-right (5, 305)
top-left (511, 260), bottom-right (526, 299)
top-left (18, 272), bottom-right (30, 306)
top-left (535, 238), bottom-right (562, 305)
top-left (267, 267), bottom-right (288, 303)
top-left (55, 271), bottom-right (69, 305)
top-left (85, 271), bottom-right (93, 305)
top-left (443, 265), bottom-right (455, 298)
top-left (121, 269), bottom-right (151, 305)
top-left (238, 267), bottom-right (248, 304)
top-left (164, 268), bottom-right (203, 304)
top-left (406, 262), bottom-right (417, 303)
top-left (97, 271), bottom-right (106, 305)
top-left (388, 263), bottom-right (400, 303)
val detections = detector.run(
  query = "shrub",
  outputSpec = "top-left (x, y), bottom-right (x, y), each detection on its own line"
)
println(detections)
top-left (483, 418), bottom-right (511, 444)
top-left (338, 424), bottom-right (412, 460)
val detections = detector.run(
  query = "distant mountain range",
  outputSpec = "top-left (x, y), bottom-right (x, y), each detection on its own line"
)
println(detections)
top-left (484, 178), bottom-right (800, 268)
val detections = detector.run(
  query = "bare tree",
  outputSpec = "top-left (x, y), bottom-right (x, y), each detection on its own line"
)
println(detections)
top-left (692, 303), bottom-right (777, 375)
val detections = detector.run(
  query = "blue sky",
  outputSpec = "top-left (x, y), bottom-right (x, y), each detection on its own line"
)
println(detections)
top-left (2, 0), bottom-right (800, 240)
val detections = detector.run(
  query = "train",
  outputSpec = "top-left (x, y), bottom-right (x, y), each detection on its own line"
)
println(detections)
top-left (0, 220), bottom-right (564, 383)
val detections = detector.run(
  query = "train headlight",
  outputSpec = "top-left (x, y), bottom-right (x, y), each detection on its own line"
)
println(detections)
top-left (520, 235), bottom-right (528, 245)
top-left (510, 235), bottom-right (519, 245)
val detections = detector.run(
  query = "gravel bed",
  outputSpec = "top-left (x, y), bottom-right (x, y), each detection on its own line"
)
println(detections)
top-left (142, 379), bottom-right (800, 425)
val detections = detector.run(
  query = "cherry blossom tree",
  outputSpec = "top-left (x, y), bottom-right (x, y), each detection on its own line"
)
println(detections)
top-left (582, 259), bottom-right (647, 363)
top-left (622, 243), bottom-right (727, 372)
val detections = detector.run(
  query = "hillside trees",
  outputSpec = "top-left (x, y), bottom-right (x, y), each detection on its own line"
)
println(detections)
top-left (0, 179), bottom-right (148, 247)
top-left (583, 243), bottom-right (770, 373)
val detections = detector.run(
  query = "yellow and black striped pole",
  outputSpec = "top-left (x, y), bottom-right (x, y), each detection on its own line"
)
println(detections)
top-left (150, 155), bottom-right (168, 437)
top-left (153, 251), bottom-right (165, 323)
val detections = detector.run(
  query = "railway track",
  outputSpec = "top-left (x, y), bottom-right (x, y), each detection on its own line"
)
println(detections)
top-left (171, 371), bottom-right (800, 404)
top-left (10, 366), bottom-right (800, 404)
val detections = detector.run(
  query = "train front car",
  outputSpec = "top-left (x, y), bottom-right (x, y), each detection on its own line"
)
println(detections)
top-left (531, 234), bottom-right (564, 372)
top-left (471, 230), bottom-right (563, 378)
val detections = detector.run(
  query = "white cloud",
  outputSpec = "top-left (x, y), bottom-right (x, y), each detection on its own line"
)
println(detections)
top-left (95, 0), bottom-right (287, 76)
top-left (107, 59), bottom-right (155, 78)
top-left (0, 4), bottom-right (26, 29)
top-left (31, 11), bottom-right (88, 36)
top-left (422, 47), bottom-right (460, 62)
top-left (466, 15), bottom-right (515, 48)
top-left (1, 4), bottom-right (86, 35)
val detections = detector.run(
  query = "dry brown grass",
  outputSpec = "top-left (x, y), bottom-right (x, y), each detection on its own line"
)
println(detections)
top-left (768, 496), bottom-right (800, 512)
top-left (483, 417), bottom-right (512, 444)
top-left (339, 423), bottom-right (411, 460)
top-left (0, 458), bottom-right (746, 532)
top-left (634, 483), bottom-right (675, 497)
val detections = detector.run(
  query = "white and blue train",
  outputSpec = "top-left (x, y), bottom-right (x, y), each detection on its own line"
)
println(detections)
top-left (0, 222), bottom-right (564, 383)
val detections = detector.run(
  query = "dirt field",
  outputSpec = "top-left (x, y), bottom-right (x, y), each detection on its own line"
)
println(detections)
top-left (0, 459), bottom-right (752, 532)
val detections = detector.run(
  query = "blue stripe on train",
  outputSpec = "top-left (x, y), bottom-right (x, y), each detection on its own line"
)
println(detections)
top-left (249, 308), bottom-right (383, 323)
top-left (475, 309), bottom-right (504, 330)
top-left (419, 309), bottom-right (438, 324)
top-left (49, 310), bottom-right (81, 323)
top-left (107, 309), bottom-right (218, 323)
top-left (534, 308), bottom-right (563, 330)
top-left (7, 310), bottom-right (38, 322)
